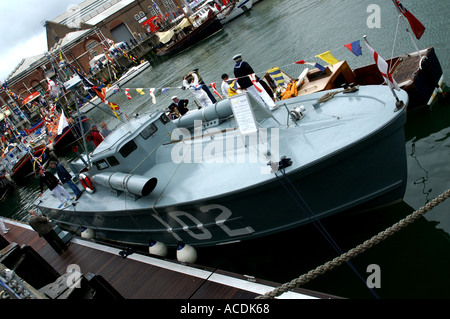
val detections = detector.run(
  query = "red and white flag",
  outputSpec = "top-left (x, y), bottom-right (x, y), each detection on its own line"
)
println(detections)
top-left (149, 88), bottom-right (156, 104)
top-left (364, 38), bottom-right (400, 91)
top-left (392, 0), bottom-right (425, 40)
top-left (209, 82), bottom-right (223, 100)
top-left (249, 73), bottom-right (263, 93)
top-left (125, 88), bottom-right (132, 100)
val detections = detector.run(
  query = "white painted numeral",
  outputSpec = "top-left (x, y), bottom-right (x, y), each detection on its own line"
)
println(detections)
top-left (168, 211), bottom-right (212, 240)
top-left (200, 204), bottom-right (255, 237)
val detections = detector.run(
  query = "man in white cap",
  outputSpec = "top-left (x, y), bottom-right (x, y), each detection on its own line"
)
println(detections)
top-left (233, 54), bottom-right (275, 108)
top-left (182, 72), bottom-right (213, 108)
top-left (169, 96), bottom-right (190, 115)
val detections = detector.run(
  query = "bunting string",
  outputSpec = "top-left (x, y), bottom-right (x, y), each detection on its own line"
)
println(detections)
top-left (79, 29), bottom-right (417, 105)
top-left (97, 38), bottom-right (367, 102)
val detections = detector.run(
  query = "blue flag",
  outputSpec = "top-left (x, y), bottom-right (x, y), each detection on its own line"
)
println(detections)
top-left (314, 63), bottom-right (326, 72)
top-left (344, 40), bottom-right (362, 57)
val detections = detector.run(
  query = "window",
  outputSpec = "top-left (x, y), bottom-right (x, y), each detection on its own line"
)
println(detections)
top-left (107, 156), bottom-right (120, 166)
top-left (119, 140), bottom-right (137, 158)
top-left (148, 5), bottom-right (159, 16)
top-left (94, 159), bottom-right (109, 170)
top-left (162, 0), bottom-right (176, 11)
top-left (160, 113), bottom-right (170, 125)
top-left (140, 123), bottom-right (158, 139)
top-left (86, 40), bottom-right (98, 51)
top-left (135, 11), bottom-right (146, 21)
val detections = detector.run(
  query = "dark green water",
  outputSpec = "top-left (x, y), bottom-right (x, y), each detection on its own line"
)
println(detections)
top-left (2, 0), bottom-right (449, 298)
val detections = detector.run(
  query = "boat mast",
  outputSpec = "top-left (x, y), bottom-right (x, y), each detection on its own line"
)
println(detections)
top-left (173, 0), bottom-right (193, 19)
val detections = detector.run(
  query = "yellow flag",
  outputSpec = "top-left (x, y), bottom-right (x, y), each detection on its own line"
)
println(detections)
top-left (136, 88), bottom-right (145, 95)
top-left (316, 51), bottom-right (339, 65)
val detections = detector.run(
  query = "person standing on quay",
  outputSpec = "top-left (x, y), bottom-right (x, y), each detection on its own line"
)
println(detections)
top-left (28, 210), bottom-right (68, 254)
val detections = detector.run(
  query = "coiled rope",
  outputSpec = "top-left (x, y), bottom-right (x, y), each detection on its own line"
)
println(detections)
top-left (256, 188), bottom-right (450, 299)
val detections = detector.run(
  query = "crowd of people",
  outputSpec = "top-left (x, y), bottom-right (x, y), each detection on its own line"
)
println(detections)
top-left (166, 54), bottom-right (277, 119)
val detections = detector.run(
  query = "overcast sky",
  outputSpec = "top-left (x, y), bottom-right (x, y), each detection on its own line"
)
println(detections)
top-left (0, 0), bottom-right (84, 82)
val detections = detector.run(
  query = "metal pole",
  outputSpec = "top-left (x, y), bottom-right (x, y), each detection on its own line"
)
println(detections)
top-left (71, 90), bottom-right (91, 168)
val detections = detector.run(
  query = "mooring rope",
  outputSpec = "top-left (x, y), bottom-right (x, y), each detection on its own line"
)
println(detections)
top-left (255, 188), bottom-right (450, 299)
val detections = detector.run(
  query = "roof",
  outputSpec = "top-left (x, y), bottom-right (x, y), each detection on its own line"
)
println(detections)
top-left (50, 0), bottom-right (135, 27)
top-left (8, 53), bottom-right (47, 80)
top-left (50, 29), bottom-right (93, 51)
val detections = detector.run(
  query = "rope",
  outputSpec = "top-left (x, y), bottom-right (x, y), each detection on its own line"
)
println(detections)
top-left (256, 188), bottom-right (450, 299)
top-left (275, 169), bottom-right (380, 298)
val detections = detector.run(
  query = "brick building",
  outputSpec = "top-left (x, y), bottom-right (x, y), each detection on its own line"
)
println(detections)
top-left (0, 0), bottom-right (186, 128)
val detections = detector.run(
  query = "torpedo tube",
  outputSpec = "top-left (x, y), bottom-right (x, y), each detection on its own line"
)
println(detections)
top-left (148, 240), bottom-right (168, 257)
top-left (176, 242), bottom-right (197, 264)
top-left (81, 228), bottom-right (95, 239)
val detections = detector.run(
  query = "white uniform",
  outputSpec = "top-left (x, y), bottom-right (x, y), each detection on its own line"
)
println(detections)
top-left (221, 80), bottom-right (231, 98)
top-left (183, 73), bottom-right (213, 108)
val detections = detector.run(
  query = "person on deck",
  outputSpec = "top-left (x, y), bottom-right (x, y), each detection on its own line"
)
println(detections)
top-left (168, 96), bottom-right (190, 116)
top-left (221, 74), bottom-right (232, 98)
top-left (100, 122), bottom-right (111, 137)
top-left (49, 161), bottom-right (82, 201)
top-left (38, 169), bottom-right (72, 206)
top-left (192, 69), bottom-right (217, 104)
top-left (183, 73), bottom-right (213, 108)
top-left (87, 124), bottom-right (104, 147)
top-left (232, 54), bottom-right (275, 108)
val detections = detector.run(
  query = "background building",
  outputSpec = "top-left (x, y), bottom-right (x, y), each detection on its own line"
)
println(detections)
top-left (0, 0), bottom-right (187, 128)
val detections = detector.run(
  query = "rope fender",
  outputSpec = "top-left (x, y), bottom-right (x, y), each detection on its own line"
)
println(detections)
top-left (256, 189), bottom-right (450, 299)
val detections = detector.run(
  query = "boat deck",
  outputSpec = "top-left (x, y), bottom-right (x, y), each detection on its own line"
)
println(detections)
top-left (0, 219), bottom-right (334, 299)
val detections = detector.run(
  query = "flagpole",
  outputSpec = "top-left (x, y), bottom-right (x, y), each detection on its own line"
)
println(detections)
top-left (66, 88), bottom-right (91, 169)
top-left (391, 0), bottom-right (422, 58)
top-left (363, 35), bottom-right (404, 111)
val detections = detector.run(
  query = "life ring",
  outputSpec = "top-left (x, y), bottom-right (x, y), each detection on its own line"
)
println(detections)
top-left (79, 173), bottom-right (95, 193)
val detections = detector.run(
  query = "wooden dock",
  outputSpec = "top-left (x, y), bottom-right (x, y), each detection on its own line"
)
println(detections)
top-left (0, 218), bottom-right (335, 300)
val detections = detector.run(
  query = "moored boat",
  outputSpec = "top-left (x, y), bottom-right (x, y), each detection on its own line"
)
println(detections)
top-left (36, 84), bottom-right (409, 249)
top-left (260, 47), bottom-right (444, 111)
top-left (156, 9), bottom-right (223, 57)
top-left (47, 113), bottom-right (91, 153)
top-left (353, 47), bottom-right (444, 109)
top-left (116, 61), bottom-right (151, 87)
top-left (2, 141), bottom-right (50, 184)
top-left (218, 0), bottom-right (253, 24)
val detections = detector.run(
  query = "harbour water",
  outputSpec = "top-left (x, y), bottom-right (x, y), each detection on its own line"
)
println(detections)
top-left (2, 0), bottom-right (450, 298)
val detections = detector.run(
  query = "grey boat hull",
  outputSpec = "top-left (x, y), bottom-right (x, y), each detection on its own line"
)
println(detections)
top-left (37, 86), bottom-right (408, 248)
